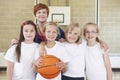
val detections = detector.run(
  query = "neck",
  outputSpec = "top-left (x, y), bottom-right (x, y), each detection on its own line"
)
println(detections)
top-left (46, 41), bottom-right (56, 48)
top-left (38, 21), bottom-right (46, 27)
top-left (37, 21), bottom-right (45, 35)
top-left (24, 40), bottom-right (33, 44)
top-left (87, 40), bottom-right (97, 46)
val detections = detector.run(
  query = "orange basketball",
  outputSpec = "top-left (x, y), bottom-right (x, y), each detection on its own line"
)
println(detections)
top-left (37, 55), bottom-right (61, 79)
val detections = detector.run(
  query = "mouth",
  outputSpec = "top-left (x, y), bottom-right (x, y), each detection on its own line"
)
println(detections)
top-left (88, 36), bottom-right (94, 39)
top-left (27, 36), bottom-right (32, 38)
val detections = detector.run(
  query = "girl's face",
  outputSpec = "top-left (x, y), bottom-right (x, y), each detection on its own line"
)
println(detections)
top-left (67, 28), bottom-right (79, 43)
top-left (23, 24), bottom-right (36, 43)
top-left (36, 9), bottom-right (48, 23)
top-left (85, 25), bottom-right (98, 42)
top-left (45, 25), bottom-right (58, 42)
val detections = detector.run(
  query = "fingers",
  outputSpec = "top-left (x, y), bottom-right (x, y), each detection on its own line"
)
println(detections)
top-left (56, 62), bottom-right (65, 70)
top-left (10, 38), bottom-right (18, 46)
top-left (59, 38), bottom-right (65, 43)
top-left (35, 57), bottom-right (44, 67)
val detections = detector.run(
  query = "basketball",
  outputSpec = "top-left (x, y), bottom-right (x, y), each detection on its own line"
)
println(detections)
top-left (37, 55), bottom-right (61, 79)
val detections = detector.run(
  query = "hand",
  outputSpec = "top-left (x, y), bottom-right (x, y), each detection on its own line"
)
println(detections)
top-left (34, 57), bottom-right (44, 68)
top-left (59, 38), bottom-right (65, 43)
top-left (100, 40), bottom-right (109, 52)
top-left (10, 38), bottom-right (18, 46)
top-left (56, 61), bottom-right (67, 72)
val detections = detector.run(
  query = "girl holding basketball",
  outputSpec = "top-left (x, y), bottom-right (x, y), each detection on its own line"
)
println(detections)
top-left (34, 22), bottom-right (70, 80)
top-left (4, 20), bottom-right (39, 80)
top-left (83, 22), bottom-right (112, 80)
top-left (62, 23), bottom-right (85, 80)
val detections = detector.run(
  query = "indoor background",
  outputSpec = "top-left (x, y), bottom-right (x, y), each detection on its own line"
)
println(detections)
top-left (0, 0), bottom-right (120, 80)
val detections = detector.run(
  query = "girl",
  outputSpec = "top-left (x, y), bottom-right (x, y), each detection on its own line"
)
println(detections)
top-left (4, 20), bottom-right (39, 80)
top-left (83, 22), bottom-right (112, 80)
top-left (34, 22), bottom-right (70, 80)
top-left (62, 23), bottom-right (85, 80)
top-left (10, 3), bottom-right (65, 45)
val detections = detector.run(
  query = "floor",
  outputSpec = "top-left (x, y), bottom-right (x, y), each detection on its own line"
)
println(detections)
top-left (0, 70), bottom-right (120, 80)
top-left (0, 71), bottom-right (7, 80)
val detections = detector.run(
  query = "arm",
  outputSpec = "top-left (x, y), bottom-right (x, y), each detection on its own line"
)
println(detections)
top-left (33, 44), bottom-right (45, 72)
top-left (103, 51), bottom-right (112, 80)
top-left (39, 41), bottom-right (47, 56)
top-left (6, 61), bottom-right (14, 80)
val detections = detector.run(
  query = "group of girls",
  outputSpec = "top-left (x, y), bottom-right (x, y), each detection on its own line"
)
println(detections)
top-left (4, 3), bottom-right (112, 80)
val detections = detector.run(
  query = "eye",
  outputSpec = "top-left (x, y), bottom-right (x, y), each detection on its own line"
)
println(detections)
top-left (53, 31), bottom-right (57, 34)
top-left (37, 11), bottom-right (41, 14)
top-left (85, 31), bottom-right (97, 34)
top-left (74, 32), bottom-right (78, 35)
top-left (85, 31), bottom-right (90, 34)
top-left (68, 32), bottom-right (72, 34)
top-left (91, 31), bottom-right (97, 33)
top-left (47, 30), bottom-right (50, 33)
top-left (24, 30), bottom-right (28, 32)
top-left (30, 30), bottom-right (35, 33)
top-left (43, 11), bottom-right (47, 14)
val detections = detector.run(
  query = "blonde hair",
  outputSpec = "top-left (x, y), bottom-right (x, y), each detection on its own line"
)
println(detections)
top-left (65, 23), bottom-right (82, 44)
top-left (83, 22), bottom-right (100, 42)
top-left (43, 22), bottom-right (59, 34)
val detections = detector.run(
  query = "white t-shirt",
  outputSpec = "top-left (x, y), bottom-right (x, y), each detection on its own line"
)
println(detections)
top-left (85, 43), bottom-right (107, 80)
top-left (62, 42), bottom-right (85, 77)
top-left (4, 42), bottom-right (39, 80)
top-left (35, 41), bottom-right (70, 80)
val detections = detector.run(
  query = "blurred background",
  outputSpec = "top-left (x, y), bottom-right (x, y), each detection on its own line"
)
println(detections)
top-left (0, 0), bottom-right (120, 80)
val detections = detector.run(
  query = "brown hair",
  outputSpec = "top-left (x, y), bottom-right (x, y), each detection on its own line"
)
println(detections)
top-left (83, 22), bottom-right (100, 42)
top-left (65, 23), bottom-right (82, 44)
top-left (16, 20), bottom-right (37, 62)
top-left (33, 3), bottom-right (49, 17)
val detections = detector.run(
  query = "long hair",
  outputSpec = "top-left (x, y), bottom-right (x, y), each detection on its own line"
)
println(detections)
top-left (16, 20), bottom-right (37, 62)
top-left (65, 23), bottom-right (82, 44)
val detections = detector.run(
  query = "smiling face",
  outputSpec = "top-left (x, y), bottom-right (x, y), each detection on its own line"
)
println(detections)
top-left (67, 27), bottom-right (80, 43)
top-left (44, 24), bottom-right (58, 42)
top-left (35, 9), bottom-right (48, 23)
top-left (84, 25), bottom-right (99, 43)
top-left (23, 24), bottom-right (36, 43)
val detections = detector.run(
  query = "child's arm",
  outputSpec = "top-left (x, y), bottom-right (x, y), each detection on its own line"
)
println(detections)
top-left (6, 61), bottom-right (14, 80)
top-left (39, 41), bottom-right (47, 56)
top-left (103, 51), bottom-right (112, 80)
top-left (33, 43), bottom-right (45, 72)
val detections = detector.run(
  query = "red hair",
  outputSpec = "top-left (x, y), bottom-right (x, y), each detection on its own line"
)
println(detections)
top-left (33, 3), bottom-right (49, 16)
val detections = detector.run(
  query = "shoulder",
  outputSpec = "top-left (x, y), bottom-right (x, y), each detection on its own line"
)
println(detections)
top-left (31, 42), bottom-right (39, 47)
top-left (4, 45), bottom-right (17, 62)
top-left (7, 44), bottom-right (17, 52)
top-left (34, 42), bottom-right (39, 46)
top-left (55, 41), bottom-right (64, 46)
top-left (54, 41), bottom-right (67, 50)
